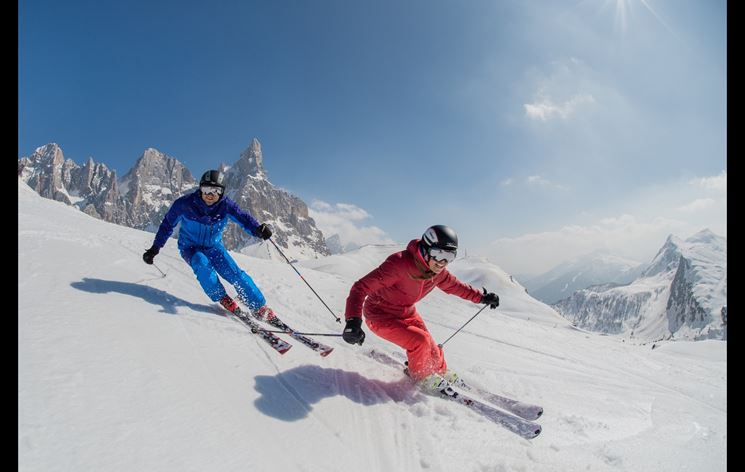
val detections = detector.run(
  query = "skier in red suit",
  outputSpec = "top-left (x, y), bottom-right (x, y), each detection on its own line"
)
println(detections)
top-left (341, 225), bottom-right (500, 391)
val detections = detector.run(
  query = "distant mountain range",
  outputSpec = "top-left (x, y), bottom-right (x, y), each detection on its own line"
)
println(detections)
top-left (552, 229), bottom-right (727, 341)
top-left (18, 140), bottom-right (330, 259)
top-left (522, 251), bottom-right (646, 305)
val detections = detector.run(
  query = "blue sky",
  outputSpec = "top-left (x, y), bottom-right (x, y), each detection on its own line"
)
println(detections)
top-left (19, 0), bottom-right (726, 275)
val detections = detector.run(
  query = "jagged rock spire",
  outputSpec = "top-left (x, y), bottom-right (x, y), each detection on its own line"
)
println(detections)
top-left (236, 138), bottom-right (266, 178)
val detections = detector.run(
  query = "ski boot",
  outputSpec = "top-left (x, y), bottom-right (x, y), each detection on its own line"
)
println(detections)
top-left (256, 305), bottom-right (278, 322)
top-left (219, 295), bottom-right (242, 316)
top-left (416, 372), bottom-right (449, 394)
top-left (442, 369), bottom-right (467, 388)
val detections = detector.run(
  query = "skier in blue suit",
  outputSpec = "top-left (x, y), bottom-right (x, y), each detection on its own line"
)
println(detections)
top-left (142, 169), bottom-right (276, 319)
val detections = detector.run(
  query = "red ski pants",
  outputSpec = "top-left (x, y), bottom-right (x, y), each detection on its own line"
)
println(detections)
top-left (366, 312), bottom-right (447, 381)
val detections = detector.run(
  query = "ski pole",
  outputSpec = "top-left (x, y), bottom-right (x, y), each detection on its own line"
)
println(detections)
top-left (267, 238), bottom-right (342, 323)
top-left (263, 331), bottom-right (343, 336)
top-left (438, 304), bottom-right (489, 348)
top-left (153, 262), bottom-right (167, 278)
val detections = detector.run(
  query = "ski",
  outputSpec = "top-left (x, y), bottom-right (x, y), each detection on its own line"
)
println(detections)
top-left (447, 377), bottom-right (543, 421)
top-left (249, 312), bottom-right (334, 357)
top-left (365, 349), bottom-right (541, 438)
top-left (367, 349), bottom-right (542, 421)
top-left (228, 312), bottom-right (292, 354)
top-left (425, 383), bottom-right (542, 440)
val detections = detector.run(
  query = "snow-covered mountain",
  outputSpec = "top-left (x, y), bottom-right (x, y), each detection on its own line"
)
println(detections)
top-left (323, 233), bottom-right (366, 255)
top-left (523, 251), bottom-right (646, 304)
top-left (324, 233), bottom-right (345, 254)
top-left (218, 139), bottom-right (328, 260)
top-left (18, 179), bottom-right (727, 472)
top-left (19, 143), bottom-right (124, 221)
top-left (553, 230), bottom-right (727, 342)
top-left (117, 148), bottom-right (196, 231)
top-left (18, 140), bottom-right (329, 259)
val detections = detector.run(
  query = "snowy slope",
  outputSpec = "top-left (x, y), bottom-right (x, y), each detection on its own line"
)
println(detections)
top-left (18, 180), bottom-right (726, 472)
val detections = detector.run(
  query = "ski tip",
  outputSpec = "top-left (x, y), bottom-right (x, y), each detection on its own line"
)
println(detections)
top-left (530, 426), bottom-right (542, 438)
top-left (319, 348), bottom-right (334, 357)
top-left (278, 346), bottom-right (292, 354)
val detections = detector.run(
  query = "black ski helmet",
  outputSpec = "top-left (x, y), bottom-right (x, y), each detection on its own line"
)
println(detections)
top-left (421, 225), bottom-right (458, 252)
top-left (199, 170), bottom-right (226, 190)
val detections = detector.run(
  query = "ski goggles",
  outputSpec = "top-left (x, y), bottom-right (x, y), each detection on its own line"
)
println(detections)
top-left (200, 185), bottom-right (224, 196)
top-left (428, 247), bottom-right (457, 264)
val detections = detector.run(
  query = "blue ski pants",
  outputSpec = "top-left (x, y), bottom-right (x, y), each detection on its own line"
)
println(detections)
top-left (180, 245), bottom-right (266, 310)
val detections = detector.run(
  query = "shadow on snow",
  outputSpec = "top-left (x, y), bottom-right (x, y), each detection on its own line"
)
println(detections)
top-left (70, 277), bottom-right (218, 316)
top-left (253, 364), bottom-right (420, 422)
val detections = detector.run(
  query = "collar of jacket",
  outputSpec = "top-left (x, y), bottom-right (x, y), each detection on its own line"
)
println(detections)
top-left (407, 239), bottom-right (436, 279)
top-left (192, 190), bottom-right (224, 215)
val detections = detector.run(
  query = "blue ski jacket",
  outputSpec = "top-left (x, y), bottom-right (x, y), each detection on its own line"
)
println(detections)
top-left (152, 191), bottom-right (261, 251)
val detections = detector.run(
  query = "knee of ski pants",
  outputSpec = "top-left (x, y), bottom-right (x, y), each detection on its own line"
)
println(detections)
top-left (206, 248), bottom-right (266, 310)
top-left (367, 317), bottom-right (446, 379)
top-left (366, 318), bottom-right (435, 352)
top-left (233, 276), bottom-right (266, 311)
top-left (186, 251), bottom-right (226, 302)
top-left (186, 247), bottom-right (266, 310)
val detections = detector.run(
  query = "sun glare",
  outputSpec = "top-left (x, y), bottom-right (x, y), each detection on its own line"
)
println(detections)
top-left (609, 0), bottom-right (678, 37)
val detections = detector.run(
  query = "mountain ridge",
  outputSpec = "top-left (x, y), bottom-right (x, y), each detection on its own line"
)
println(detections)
top-left (19, 140), bottom-right (329, 259)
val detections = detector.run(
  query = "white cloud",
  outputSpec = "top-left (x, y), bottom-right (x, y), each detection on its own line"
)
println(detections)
top-left (311, 200), bottom-right (332, 211)
top-left (521, 57), bottom-right (605, 123)
top-left (482, 214), bottom-right (693, 276)
top-left (674, 171), bottom-right (727, 213)
top-left (524, 93), bottom-right (595, 121)
top-left (501, 178), bottom-right (513, 187)
top-left (309, 200), bottom-right (395, 251)
top-left (480, 170), bottom-right (726, 276)
top-left (677, 198), bottom-right (717, 213)
top-left (526, 175), bottom-right (570, 191)
top-left (690, 171), bottom-right (727, 193)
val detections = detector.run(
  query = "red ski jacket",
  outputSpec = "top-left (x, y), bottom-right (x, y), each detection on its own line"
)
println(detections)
top-left (344, 239), bottom-right (483, 321)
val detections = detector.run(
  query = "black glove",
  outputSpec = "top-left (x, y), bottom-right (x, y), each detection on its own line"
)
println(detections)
top-left (480, 288), bottom-right (499, 309)
top-left (142, 246), bottom-right (159, 265)
top-left (255, 223), bottom-right (272, 240)
top-left (342, 317), bottom-right (366, 345)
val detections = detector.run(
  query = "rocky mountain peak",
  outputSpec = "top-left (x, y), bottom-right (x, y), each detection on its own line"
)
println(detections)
top-left (642, 234), bottom-right (684, 278)
top-left (220, 141), bottom-right (329, 258)
top-left (122, 148), bottom-right (195, 194)
top-left (236, 138), bottom-right (266, 178)
top-left (18, 143), bottom-right (76, 201)
top-left (141, 148), bottom-right (165, 162)
top-left (686, 228), bottom-right (724, 247)
top-left (34, 143), bottom-right (65, 161)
